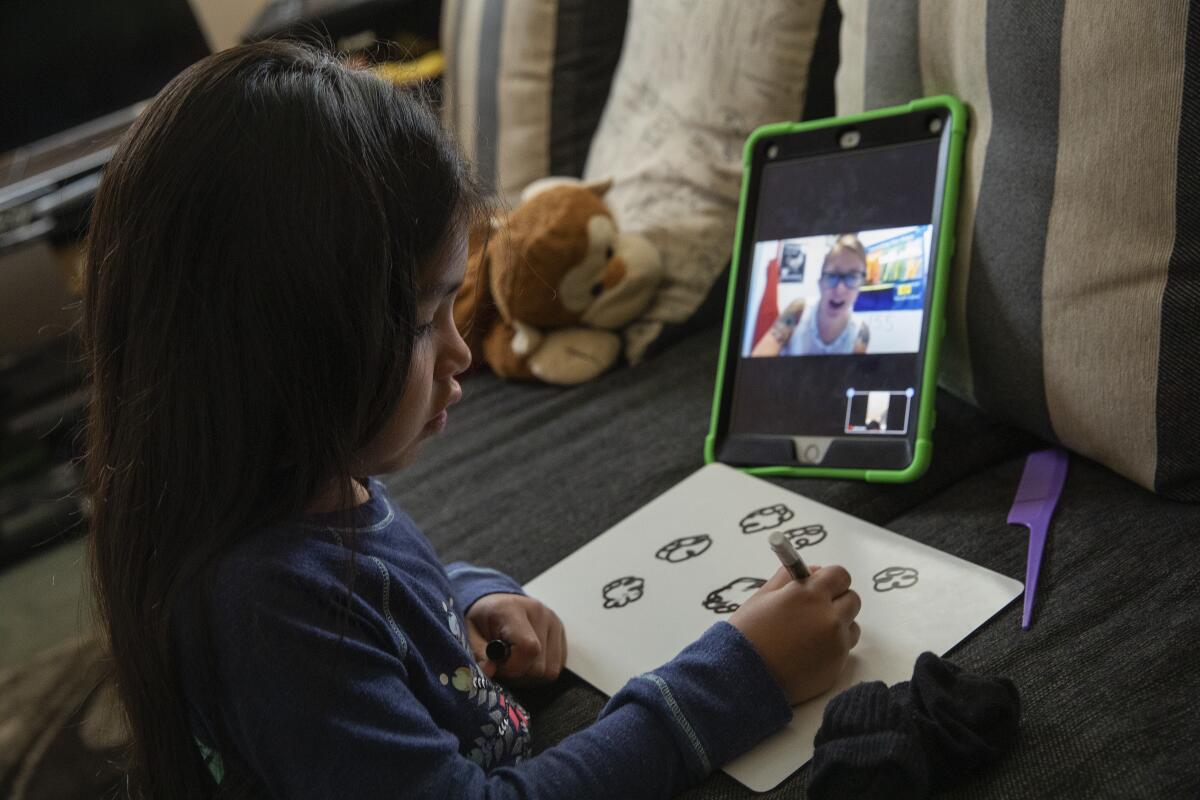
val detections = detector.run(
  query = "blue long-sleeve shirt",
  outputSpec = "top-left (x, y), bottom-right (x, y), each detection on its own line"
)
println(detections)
top-left (173, 478), bottom-right (792, 797)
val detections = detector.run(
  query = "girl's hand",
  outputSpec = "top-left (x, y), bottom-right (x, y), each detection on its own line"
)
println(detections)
top-left (728, 564), bottom-right (861, 705)
top-left (465, 593), bottom-right (567, 685)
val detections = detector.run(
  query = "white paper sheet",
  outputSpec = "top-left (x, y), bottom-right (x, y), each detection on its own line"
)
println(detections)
top-left (523, 463), bottom-right (1023, 792)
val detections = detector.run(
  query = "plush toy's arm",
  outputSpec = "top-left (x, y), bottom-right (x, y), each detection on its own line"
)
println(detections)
top-left (482, 321), bottom-right (537, 381)
top-left (527, 328), bottom-right (622, 385)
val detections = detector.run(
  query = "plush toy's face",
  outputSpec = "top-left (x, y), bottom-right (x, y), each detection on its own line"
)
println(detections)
top-left (557, 214), bottom-right (620, 314)
top-left (456, 179), bottom-right (666, 384)
top-left (496, 185), bottom-right (661, 332)
top-left (580, 227), bottom-right (661, 330)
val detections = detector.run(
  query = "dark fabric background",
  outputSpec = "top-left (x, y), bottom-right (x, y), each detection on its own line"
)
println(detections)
top-left (1156, 0), bottom-right (1200, 501)
top-left (964, 0), bottom-right (1065, 443)
top-left (389, 323), bottom-right (1200, 797)
top-left (549, 0), bottom-right (629, 178)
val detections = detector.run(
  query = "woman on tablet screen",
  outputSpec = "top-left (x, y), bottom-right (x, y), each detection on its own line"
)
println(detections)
top-left (751, 234), bottom-right (871, 356)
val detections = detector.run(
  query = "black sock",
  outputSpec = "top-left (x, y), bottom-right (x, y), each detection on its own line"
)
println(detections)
top-left (899, 652), bottom-right (1021, 791)
top-left (807, 680), bottom-right (929, 799)
top-left (807, 654), bottom-right (1020, 799)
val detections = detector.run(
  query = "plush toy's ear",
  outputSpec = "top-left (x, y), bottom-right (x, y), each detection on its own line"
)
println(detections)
top-left (453, 217), bottom-right (502, 367)
top-left (520, 176), bottom-right (614, 203)
top-left (581, 177), bottom-right (614, 198)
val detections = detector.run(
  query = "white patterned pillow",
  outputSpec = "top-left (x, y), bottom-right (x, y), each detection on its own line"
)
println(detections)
top-left (584, 0), bottom-right (826, 363)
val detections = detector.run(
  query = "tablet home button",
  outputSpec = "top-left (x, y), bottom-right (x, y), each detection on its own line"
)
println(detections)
top-left (790, 437), bottom-right (834, 464)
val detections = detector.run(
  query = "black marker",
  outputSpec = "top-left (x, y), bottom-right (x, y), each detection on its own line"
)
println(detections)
top-left (768, 530), bottom-right (811, 581)
top-left (486, 639), bottom-right (512, 663)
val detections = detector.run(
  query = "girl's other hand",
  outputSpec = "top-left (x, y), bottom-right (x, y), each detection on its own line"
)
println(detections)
top-left (728, 564), bottom-right (861, 706)
top-left (466, 593), bottom-right (567, 685)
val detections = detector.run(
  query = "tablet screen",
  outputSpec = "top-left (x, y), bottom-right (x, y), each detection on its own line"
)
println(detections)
top-left (721, 136), bottom-right (946, 468)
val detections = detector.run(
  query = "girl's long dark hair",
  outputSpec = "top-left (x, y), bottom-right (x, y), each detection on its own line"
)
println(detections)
top-left (83, 41), bottom-right (475, 798)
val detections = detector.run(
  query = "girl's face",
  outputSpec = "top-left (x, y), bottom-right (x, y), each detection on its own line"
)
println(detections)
top-left (818, 248), bottom-right (866, 320)
top-left (357, 228), bottom-right (472, 474)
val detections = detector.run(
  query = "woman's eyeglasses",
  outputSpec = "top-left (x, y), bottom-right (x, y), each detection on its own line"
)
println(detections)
top-left (819, 271), bottom-right (866, 290)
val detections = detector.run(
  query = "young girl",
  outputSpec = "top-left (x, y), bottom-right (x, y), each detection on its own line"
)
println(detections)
top-left (84, 42), bottom-right (861, 798)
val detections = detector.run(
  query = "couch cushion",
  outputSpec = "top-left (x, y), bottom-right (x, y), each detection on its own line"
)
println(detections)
top-left (389, 322), bottom-right (1200, 797)
top-left (440, 0), bottom-right (628, 206)
top-left (581, 0), bottom-right (826, 365)
top-left (836, 0), bottom-right (1200, 501)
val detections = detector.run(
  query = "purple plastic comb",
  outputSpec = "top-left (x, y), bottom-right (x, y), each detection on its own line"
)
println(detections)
top-left (1008, 449), bottom-right (1069, 630)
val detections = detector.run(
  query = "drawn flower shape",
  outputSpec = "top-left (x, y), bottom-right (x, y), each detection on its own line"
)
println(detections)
top-left (602, 576), bottom-right (645, 609)
top-left (739, 504), bottom-right (794, 534)
top-left (783, 524), bottom-right (827, 549)
top-left (702, 577), bottom-right (766, 614)
top-left (655, 534), bottom-right (714, 563)
top-left (873, 566), bottom-right (919, 592)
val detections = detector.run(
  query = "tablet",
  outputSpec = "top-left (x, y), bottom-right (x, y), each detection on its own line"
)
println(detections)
top-left (706, 97), bottom-right (967, 482)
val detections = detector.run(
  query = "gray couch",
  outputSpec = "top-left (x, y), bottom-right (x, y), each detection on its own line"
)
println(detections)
top-left (388, 322), bottom-right (1200, 797)
top-left (419, 1), bottom-right (1200, 791)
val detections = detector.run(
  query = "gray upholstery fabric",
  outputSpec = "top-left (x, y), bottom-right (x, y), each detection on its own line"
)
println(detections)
top-left (837, 1), bottom-right (1199, 501)
top-left (384, 322), bottom-right (1200, 797)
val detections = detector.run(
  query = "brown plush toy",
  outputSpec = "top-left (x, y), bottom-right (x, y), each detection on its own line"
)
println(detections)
top-left (453, 178), bottom-right (663, 384)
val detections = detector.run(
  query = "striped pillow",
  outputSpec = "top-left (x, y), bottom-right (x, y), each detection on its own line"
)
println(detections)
top-left (837, 0), bottom-right (1199, 500)
top-left (440, 0), bottom-right (628, 207)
